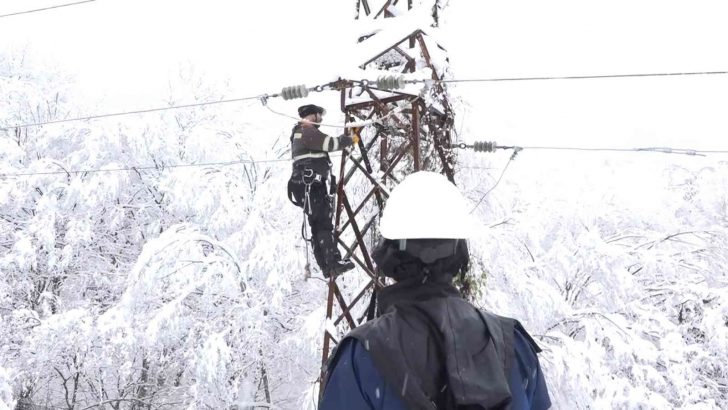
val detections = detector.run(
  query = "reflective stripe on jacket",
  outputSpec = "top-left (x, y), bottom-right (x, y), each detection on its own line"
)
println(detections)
top-left (290, 123), bottom-right (351, 161)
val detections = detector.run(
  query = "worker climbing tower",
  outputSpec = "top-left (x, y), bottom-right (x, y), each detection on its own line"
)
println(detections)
top-left (319, 0), bottom-right (457, 388)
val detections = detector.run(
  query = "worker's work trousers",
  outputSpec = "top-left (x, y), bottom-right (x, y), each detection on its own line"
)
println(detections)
top-left (305, 182), bottom-right (343, 271)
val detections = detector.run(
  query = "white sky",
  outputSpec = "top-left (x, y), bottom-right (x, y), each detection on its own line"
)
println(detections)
top-left (1, 0), bottom-right (727, 149)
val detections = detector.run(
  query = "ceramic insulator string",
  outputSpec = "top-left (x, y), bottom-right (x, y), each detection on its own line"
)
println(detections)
top-left (280, 85), bottom-right (310, 100)
top-left (376, 75), bottom-right (406, 90)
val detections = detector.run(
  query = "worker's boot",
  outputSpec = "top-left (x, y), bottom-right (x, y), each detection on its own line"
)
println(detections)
top-left (323, 245), bottom-right (355, 277)
top-left (324, 259), bottom-right (355, 278)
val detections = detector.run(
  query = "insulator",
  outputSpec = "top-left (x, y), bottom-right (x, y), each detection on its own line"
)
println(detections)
top-left (376, 75), bottom-right (406, 90)
top-left (280, 84), bottom-right (309, 100)
top-left (472, 141), bottom-right (497, 153)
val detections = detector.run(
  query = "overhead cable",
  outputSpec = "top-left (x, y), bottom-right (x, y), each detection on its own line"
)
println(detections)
top-left (0, 0), bottom-right (97, 18)
top-left (453, 142), bottom-right (728, 157)
top-left (0, 152), bottom-right (347, 179)
top-left (2, 80), bottom-right (342, 130)
top-left (0, 95), bottom-right (265, 131)
top-left (418, 70), bottom-right (728, 84)
top-left (519, 146), bottom-right (728, 156)
top-left (0, 157), bottom-right (290, 179)
top-left (261, 96), bottom-right (412, 129)
top-left (4, 71), bottom-right (726, 130)
top-left (469, 148), bottom-right (522, 213)
top-left (462, 142), bottom-right (728, 209)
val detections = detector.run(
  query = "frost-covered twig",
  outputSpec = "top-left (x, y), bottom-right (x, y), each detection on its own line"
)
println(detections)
top-left (79, 398), bottom-right (153, 410)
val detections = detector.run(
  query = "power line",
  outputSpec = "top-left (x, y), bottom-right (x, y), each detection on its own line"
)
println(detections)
top-left (0, 94), bottom-right (264, 131)
top-left (469, 149), bottom-right (521, 214)
top-left (0, 157), bottom-right (292, 178)
top-left (4, 70), bottom-right (727, 131)
top-left (3, 143), bottom-right (726, 180)
top-left (430, 71), bottom-right (728, 84)
top-left (456, 142), bottom-right (728, 157)
top-left (688, 149), bottom-right (728, 154)
top-left (262, 98), bottom-right (412, 129)
top-left (2, 80), bottom-right (336, 130)
top-left (518, 146), bottom-right (728, 156)
top-left (464, 143), bottom-right (728, 209)
top-left (0, 152), bottom-right (347, 179)
top-left (263, 102), bottom-right (359, 129)
top-left (0, 0), bottom-right (96, 18)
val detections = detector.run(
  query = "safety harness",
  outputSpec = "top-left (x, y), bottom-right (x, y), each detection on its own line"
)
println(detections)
top-left (288, 166), bottom-right (334, 277)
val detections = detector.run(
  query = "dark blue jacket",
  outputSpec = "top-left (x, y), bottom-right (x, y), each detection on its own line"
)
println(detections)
top-left (321, 330), bottom-right (551, 409)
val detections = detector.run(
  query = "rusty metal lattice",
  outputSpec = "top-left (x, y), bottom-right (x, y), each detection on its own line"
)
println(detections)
top-left (319, 0), bottom-right (456, 389)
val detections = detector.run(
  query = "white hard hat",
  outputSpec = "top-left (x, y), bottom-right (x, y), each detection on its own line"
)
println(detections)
top-left (379, 171), bottom-right (479, 240)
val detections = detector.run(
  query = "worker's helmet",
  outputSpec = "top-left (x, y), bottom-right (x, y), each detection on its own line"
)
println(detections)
top-left (379, 171), bottom-right (476, 240)
top-left (298, 104), bottom-right (326, 118)
top-left (373, 171), bottom-right (479, 280)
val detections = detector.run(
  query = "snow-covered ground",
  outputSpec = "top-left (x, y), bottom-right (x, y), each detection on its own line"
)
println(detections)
top-left (1, 1), bottom-right (727, 408)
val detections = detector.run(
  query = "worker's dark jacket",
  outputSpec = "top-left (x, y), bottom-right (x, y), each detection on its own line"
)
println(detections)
top-left (290, 122), bottom-right (351, 175)
top-left (320, 277), bottom-right (551, 410)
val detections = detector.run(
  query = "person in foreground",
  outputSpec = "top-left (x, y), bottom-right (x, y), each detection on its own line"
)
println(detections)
top-left (320, 171), bottom-right (552, 409)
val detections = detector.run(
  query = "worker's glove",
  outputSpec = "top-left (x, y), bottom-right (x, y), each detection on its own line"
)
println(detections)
top-left (339, 134), bottom-right (354, 148)
top-left (350, 127), bottom-right (361, 145)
